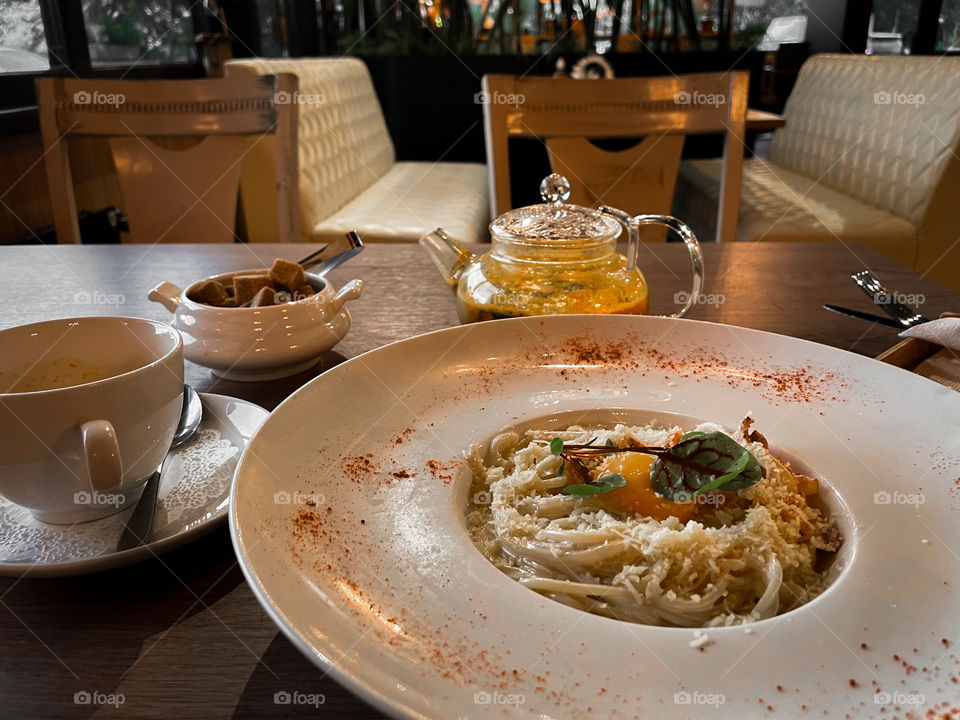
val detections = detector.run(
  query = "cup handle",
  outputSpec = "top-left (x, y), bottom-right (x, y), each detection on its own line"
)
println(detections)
top-left (599, 207), bottom-right (704, 319)
top-left (80, 419), bottom-right (124, 491)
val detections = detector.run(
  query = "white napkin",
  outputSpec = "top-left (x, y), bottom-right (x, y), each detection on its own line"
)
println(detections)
top-left (899, 317), bottom-right (960, 350)
top-left (899, 317), bottom-right (960, 391)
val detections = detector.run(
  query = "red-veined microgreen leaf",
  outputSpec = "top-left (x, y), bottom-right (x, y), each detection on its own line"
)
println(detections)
top-left (650, 431), bottom-right (761, 501)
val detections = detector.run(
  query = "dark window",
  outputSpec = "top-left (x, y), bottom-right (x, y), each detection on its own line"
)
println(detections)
top-left (82, 0), bottom-right (199, 67)
top-left (0, 1), bottom-right (51, 74)
top-left (940, 0), bottom-right (960, 50)
top-left (868, 0), bottom-right (922, 54)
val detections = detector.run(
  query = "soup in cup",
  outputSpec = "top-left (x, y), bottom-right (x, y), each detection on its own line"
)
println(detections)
top-left (0, 317), bottom-right (183, 523)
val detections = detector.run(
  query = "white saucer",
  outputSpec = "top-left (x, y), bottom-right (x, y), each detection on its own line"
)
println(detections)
top-left (0, 393), bottom-right (268, 578)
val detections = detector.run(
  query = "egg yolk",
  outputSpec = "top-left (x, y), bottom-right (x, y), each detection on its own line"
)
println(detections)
top-left (595, 453), bottom-right (696, 523)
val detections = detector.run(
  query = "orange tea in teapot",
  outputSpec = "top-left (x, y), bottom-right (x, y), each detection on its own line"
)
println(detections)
top-left (421, 174), bottom-right (702, 324)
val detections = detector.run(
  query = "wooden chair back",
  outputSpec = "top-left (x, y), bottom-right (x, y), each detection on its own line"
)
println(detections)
top-left (546, 135), bottom-right (685, 241)
top-left (482, 72), bottom-right (748, 243)
top-left (35, 75), bottom-right (299, 244)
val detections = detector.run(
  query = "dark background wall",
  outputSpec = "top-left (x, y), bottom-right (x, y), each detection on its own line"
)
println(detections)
top-left (364, 51), bottom-right (768, 205)
top-left (805, 0), bottom-right (849, 53)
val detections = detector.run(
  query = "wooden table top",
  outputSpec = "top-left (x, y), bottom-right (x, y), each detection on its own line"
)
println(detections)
top-left (0, 241), bottom-right (955, 718)
top-left (746, 108), bottom-right (787, 131)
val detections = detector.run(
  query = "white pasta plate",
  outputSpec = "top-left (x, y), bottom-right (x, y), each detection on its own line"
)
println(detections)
top-left (230, 315), bottom-right (960, 719)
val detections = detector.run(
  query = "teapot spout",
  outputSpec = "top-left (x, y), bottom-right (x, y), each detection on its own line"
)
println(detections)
top-left (419, 228), bottom-right (476, 287)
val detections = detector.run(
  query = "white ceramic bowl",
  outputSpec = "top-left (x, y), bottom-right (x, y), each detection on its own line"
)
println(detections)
top-left (149, 269), bottom-right (362, 381)
top-left (231, 314), bottom-right (960, 719)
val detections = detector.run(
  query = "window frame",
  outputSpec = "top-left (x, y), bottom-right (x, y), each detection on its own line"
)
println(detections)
top-left (842, 0), bottom-right (960, 55)
top-left (0, 0), bottom-right (210, 133)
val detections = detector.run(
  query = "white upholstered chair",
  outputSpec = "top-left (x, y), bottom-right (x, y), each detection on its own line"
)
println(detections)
top-left (674, 54), bottom-right (960, 289)
top-left (225, 58), bottom-right (490, 244)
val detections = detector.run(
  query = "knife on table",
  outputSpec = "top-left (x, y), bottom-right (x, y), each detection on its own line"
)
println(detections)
top-left (822, 304), bottom-right (905, 329)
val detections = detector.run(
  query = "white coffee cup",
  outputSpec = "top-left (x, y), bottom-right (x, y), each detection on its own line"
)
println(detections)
top-left (0, 317), bottom-right (184, 524)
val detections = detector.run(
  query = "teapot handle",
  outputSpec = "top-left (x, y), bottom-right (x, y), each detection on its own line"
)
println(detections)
top-left (599, 208), bottom-right (704, 319)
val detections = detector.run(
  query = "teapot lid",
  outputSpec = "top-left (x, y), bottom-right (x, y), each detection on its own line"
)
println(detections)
top-left (490, 174), bottom-right (622, 244)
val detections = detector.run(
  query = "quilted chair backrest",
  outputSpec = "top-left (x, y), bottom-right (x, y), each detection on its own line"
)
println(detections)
top-left (226, 57), bottom-right (395, 236)
top-left (769, 54), bottom-right (960, 226)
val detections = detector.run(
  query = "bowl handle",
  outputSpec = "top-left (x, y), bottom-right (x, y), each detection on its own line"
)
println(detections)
top-left (328, 279), bottom-right (364, 315)
top-left (148, 282), bottom-right (183, 313)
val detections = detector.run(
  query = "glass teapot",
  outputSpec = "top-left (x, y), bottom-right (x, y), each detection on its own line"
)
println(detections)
top-left (421, 174), bottom-right (704, 324)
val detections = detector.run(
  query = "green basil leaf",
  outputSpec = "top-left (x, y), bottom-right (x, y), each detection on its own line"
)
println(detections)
top-left (561, 473), bottom-right (627, 497)
top-left (605, 438), bottom-right (615, 447)
top-left (550, 437), bottom-right (563, 455)
top-left (650, 432), bottom-right (761, 501)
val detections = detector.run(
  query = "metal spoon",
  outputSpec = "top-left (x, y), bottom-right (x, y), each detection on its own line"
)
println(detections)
top-left (115, 385), bottom-right (203, 552)
top-left (298, 230), bottom-right (364, 282)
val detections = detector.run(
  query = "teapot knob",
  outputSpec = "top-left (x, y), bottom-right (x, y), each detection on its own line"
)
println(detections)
top-left (540, 173), bottom-right (571, 205)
